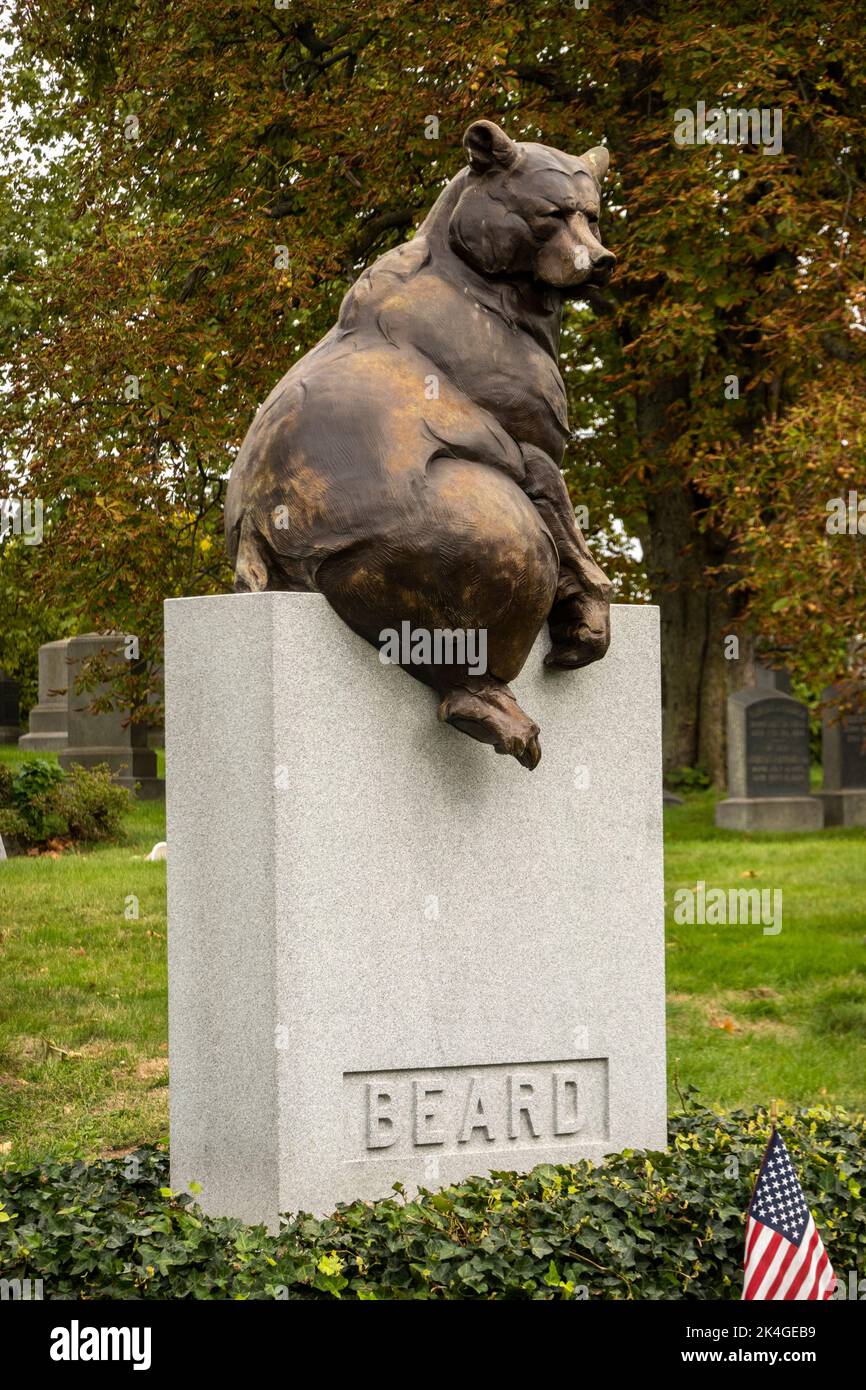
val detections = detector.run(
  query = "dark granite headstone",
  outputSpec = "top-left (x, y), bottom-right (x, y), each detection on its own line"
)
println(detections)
top-left (716, 688), bottom-right (822, 831)
top-left (820, 681), bottom-right (866, 826)
top-left (0, 668), bottom-right (20, 743)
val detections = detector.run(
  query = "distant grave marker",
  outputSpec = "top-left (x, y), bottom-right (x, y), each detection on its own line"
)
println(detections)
top-left (58, 634), bottom-right (164, 799)
top-left (19, 639), bottom-right (70, 752)
top-left (820, 680), bottom-right (866, 827)
top-left (716, 683), bottom-right (822, 832)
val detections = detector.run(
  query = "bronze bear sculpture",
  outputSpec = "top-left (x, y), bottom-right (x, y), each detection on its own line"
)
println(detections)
top-left (225, 120), bottom-right (615, 768)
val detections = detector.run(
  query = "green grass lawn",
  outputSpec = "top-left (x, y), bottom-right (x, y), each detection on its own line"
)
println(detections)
top-left (664, 790), bottom-right (866, 1113)
top-left (0, 746), bottom-right (169, 1164)
top-left (1, 746), bottom-right (865, 1165)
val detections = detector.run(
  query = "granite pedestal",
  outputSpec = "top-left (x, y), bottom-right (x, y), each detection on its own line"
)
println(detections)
top-left (165, 594), bottom-right (667, 1227)
top-left (716, 796), bottom-right (823, 832)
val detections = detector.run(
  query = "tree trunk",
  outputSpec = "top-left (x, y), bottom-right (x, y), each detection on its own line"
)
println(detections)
top-left (639, 483), bottom-right (747, 787)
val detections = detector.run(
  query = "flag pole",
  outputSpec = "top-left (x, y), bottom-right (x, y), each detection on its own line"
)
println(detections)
top-left (770, 1097), bottom-right (778, 1132)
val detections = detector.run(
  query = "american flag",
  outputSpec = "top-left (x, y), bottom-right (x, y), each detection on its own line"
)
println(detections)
top-left (743, 1128), bottom-right (835, 1300)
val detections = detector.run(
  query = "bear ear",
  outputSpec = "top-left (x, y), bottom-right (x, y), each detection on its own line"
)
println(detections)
top-left (581, 145), bottom-right (610, 184)
top-left (464, 120), bottom-right (519, 173)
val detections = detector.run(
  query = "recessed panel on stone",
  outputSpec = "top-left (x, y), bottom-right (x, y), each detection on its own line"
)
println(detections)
top-left (344, 1058), bottom-right (609, 1164)
top-left (838, 714), bottom-right (866, 787)
top-left (744, 697), bottom-right (811, 798)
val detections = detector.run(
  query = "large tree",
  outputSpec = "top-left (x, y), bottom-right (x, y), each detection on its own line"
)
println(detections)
top-left (1, 0), bottom-right (863, 770)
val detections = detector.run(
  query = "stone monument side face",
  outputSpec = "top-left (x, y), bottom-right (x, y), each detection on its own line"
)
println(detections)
top-left (727, 690), bottom-right (811, 799)
top-left (166, 594), bottom-right (667, 1227)
top-left (165, 602), bottom-right (280, 1224)
top-left (822, 684), bottom-right (866, 791)
top-left (19, 639), bottom-right (71, 749)
top-left (38, 639), bottom-right (72, 708)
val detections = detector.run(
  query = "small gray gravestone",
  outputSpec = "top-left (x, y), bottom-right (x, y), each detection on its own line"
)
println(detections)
top-left (0, 667), bottom-right (21, 744)
top-left (58, 634), bottom-right (164, 799)
top-left (19, 639), bottom-right (70, 751)
top-left (754, 658), bottom-right (793, 695)
top-left (716, 685), bottom-right (823, 831)
top-left (820, 682), bottom-right (866, 827)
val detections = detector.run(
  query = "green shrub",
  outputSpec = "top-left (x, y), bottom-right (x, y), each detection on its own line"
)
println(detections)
top-left (4, 758), bottom-right (64, 842)
top-left (0, 764), bottom-right (14, 807)
top-left (667, 765), bottom-right (711, 792)
top-left (0, 805), bottom-right (30, 841)
top-left (47, 762), bottom-right (132, 844)
top-left (0, 1101), bottom-right (863, 1300)
top-left (0, 760), bottom-right (131, 849)
top-left (0, 766), bottom-right (26, 841)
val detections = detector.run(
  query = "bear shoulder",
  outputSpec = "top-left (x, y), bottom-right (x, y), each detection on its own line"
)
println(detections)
top-left (338, 235), bottom-right (432, 332)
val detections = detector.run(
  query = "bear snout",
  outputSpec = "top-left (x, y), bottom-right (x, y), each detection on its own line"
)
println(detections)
top-left (536, 228), bottom-right (616, 290)
top-left (590, 248), bottom-right (616, 285)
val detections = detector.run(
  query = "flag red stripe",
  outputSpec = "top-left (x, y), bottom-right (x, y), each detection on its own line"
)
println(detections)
top-left (744, 1228), bottom-right (784, 1300)
top-left (747, 1230), bottom-right (791, 1302)
top-left (806, 1250), bottom-right (831, 1301)
top-left (776, 1219), bottom-right (819, 1301)
top-left (762, 1234), bottom-right (800, 1299)
top-left (745, 1215), bottom-right (764, 1265)
top-left (785, 1228), bottom-right (820, 1300)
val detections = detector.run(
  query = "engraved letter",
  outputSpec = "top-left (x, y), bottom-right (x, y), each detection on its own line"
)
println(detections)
top-left (553, 1071), bottom-right (582, 1136)
top-left (507, 1074), bottom-right (540, 1140)
top-left (458, 1076), bottom-right (496, 1143)
top-left (366, 1084), bottom-right (397, 1149)
top-left (413, 1083), bottom-right (445, 1146)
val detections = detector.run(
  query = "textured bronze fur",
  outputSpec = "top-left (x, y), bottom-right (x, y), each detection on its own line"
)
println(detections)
top-left (225, 121), bottom-right (616, 768)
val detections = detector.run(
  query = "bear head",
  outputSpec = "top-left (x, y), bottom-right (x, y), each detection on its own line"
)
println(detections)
top-left (448, 119), bottom-right (615, 294)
